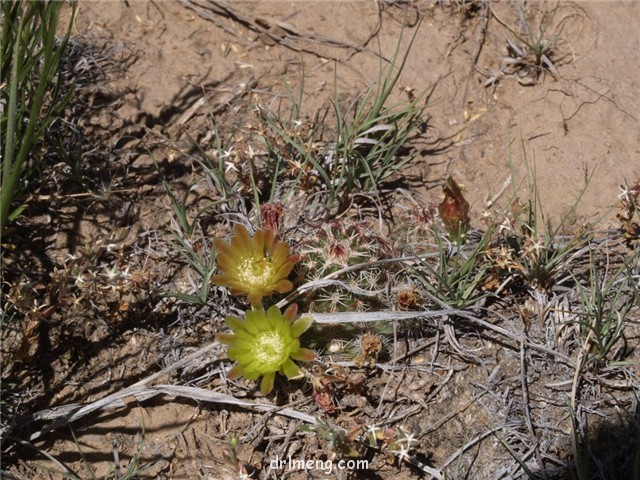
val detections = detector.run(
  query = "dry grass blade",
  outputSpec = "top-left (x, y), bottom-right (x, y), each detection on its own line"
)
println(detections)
top-left (178, 0), bottom-right (384, 61)
top-left (3, 435), bottom-right (76, 477)
top-left (311, 305), bottom-right (575, 365)
top-left (19, 384), bottom-right (317, 443)
top-left (310, 309), bottom-right (453, 324)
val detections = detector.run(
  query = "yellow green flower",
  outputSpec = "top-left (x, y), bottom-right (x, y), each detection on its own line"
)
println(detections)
top-left (213, 224), bottom-right (299, 306)
top-left (217, 304), bottom-right (316, 395)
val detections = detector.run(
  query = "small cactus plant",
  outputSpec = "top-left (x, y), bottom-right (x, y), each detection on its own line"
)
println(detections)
top-left (297, 221), bottom-right (392, 312)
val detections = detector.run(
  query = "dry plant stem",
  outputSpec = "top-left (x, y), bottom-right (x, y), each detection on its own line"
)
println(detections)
top-left (4, 435), bottom-right (75, 477)
top-left (505, 446), bottom-right (538, 479)
top-left (289, 278), bottom-right (390, 298)
top-left (568, 78), bottom-right (637, 122)
top-left (380, 405), bottom-right (422, 427)
top-left (177, 76), bottom-right (259, 125)
top-left (440, 426), bottom-right (504, 472)
top-left (332, 360), bottom-right (464, 373)
top-left (421, 289), bottom-right (576, 365)
top-left (276, 424), bottom-right (298, 463)
top-left (178, 0), bottom-right (385, 62)
top-left (311, 308), bottom-right (574, 366)
top-left (460, 0), bottom-right (490, 108)
top-left (401, 456), bottom-right (443, 479)
top-left (242, 396), bottom-right (311, 445)
top-left (520, 324), bottom-right (548, 479)
top-left (443, 316), bottom-right (480, 363)
top-left (375, 373), bottom-right (397, 418)
top-left (0, 471), bottom-right (23, 480)
top-left (419, 391), bottom-right (488, 439)
top-left (112, 441), bottom-right (122, 477)
top-left (310, 310), bottom-right (458, 323)
top-left (18, 385), bottom-right (316, 443)
top-left (392, 335), bottom-right (437, 363)
top-left (485, 176), bottom-right (512, 208)
top-left (569, 320), bottom-right (593, 467)
top-left (488, 5), bottom-right (517, 39)
top-left (131, 340), bottom-right (221, 388)
top-left (24, 188), bottom-right (138, 203)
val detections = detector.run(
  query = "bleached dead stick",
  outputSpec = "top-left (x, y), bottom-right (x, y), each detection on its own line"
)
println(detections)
top-left (19, 384), bottom-right (316, 442)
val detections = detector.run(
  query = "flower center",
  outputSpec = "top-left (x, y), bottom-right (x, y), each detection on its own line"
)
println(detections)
top-left (253, 330), bottom-right (288, 371)
top-left (237, 255), bottom-right (276, 288)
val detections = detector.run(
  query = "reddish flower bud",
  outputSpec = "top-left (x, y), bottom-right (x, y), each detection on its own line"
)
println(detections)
top-left (438, 176), bottom-right (470, 241)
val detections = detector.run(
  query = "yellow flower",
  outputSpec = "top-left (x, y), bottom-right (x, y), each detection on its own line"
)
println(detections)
top-left (213, 224), bottom-right (299, 306)
top-left (217, 304), bottom-right (316, 395)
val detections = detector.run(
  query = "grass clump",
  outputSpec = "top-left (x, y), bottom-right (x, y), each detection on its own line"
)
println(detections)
top-left (1, 0), bottom-right (76, 230)
top-left (485, 1), bottom-right (587, 86)
top-left (572, 250), bottom-right (639, 370)
top-left (249, 24), bottom-right (431, 218)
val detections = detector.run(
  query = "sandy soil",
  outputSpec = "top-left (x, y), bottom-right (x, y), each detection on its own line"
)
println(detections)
top-left (70, 0), bottom-right (640, 223)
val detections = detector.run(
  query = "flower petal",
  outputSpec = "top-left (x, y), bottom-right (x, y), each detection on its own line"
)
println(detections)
top-left (216, 254), bottom-right (241, 274)
top-left (228, 348), bottom-right (257, 366)
top-left (247, 291), bottom-right (263, 307)
top-left (251, 307), bottom-right (271, 329)
top-left (260, 372), bottom-right (276, 395)
top-left (287, 254), bottom-right (301, 264)
top-left (243, 367), bottom-right (261, 380)
top-left (273, 279), bottom-right (294, 294)
top-left (254, 229), bottom-right (266, 252)
top-left (227, 364), bottom-right (244, 379)
top-left (263, 229), bottom-right (276, 252)
top-left (211, 274), bottom-right (231, 288)
top-left (225, 316), bottom-right (245, 332)
top-left (291, 348), bottom-right (316, 362)
top-left (232, 224), bottom-right (253, 252)
top-left (216, 333), bottom-right (236, 345)
top-left (233, 332), bottom-right (254, 347)
top-left (283, 304), bottom-right (298, 323)
top-left (291, 315), bottom-right (314, 337)
top-left (288, 338), bottom-right (300, 353)
top-left (242, 317), bottom-right (261, 335)
top-left (270, 242), bottom-right (290, 266)
top-left (266, 305), bottom-right (282, 321)
top-left (280, 358), bottom-right (302, 379)
top-left (219, 239), bottom-right (240, 255)
top-left (266, 305), bottom-right (282, 330)
top-left (214, 239), bottom-right (239, 262)
top-left (275, 260), bottom-right (296, 278)
top-left (229, 285), bottom-right (252, 296)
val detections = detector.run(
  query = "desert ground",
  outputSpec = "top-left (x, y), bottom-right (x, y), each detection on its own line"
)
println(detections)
top-left (2, 1), bottom-right (639, 479)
